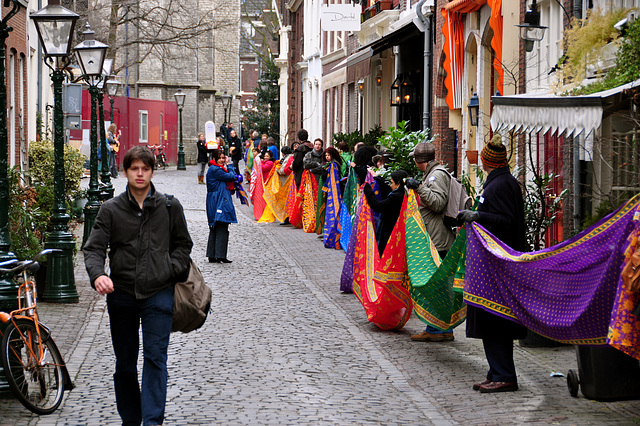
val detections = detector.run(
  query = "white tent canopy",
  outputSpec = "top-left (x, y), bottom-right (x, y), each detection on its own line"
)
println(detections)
top-left (490, 79), bottom-right (640, 136)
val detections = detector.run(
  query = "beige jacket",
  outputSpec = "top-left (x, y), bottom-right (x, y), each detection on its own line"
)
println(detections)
top-left (416, 160), bottom-right (456, 252)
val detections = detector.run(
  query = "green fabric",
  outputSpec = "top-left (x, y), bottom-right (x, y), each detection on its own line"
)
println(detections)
top-left (405, 192), bottom-right (467, 331)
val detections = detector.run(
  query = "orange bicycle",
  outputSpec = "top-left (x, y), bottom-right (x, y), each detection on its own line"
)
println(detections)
top-left (0, 249), bottom-right (74, 415)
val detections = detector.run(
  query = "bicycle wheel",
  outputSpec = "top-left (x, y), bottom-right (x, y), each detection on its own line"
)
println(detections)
top-left (0, 319), bottom-right (65, 415)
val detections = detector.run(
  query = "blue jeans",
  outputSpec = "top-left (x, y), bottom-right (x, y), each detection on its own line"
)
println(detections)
top-left (107, 286), bottom-right (174, 426)
top-left (426, 325), bottom-right (453, 334)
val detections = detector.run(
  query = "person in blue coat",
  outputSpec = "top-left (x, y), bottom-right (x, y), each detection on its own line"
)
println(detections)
top-left (206, 149), bottom-right (238, 263)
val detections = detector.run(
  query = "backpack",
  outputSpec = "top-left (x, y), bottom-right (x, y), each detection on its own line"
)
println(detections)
top-left (436, 169), bottom-right (472, 228)
top-left (166, 195), bottom-right (212, 333)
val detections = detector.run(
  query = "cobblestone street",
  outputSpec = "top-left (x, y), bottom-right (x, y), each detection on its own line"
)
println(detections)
top-left (1, 166), bottom-right (640, 425)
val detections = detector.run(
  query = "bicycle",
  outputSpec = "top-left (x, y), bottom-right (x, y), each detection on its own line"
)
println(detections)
top-left (0, 249), bottom-right (74, 415)
top-left (148, 144), bottom-right (167, 170)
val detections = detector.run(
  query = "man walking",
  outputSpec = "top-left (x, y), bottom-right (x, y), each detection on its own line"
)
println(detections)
top-left (406, 141), bottom-right (456, 342)
top-left (84, 146), bottom-right (193, 425)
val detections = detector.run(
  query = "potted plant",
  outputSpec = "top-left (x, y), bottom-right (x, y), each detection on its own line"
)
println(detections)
top-left (375, 0), bottom-right (393, 13)
top-left (465, 149), bottom-right (478, 164)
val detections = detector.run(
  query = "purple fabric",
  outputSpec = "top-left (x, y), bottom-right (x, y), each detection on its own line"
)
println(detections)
top-left (340, 204), bottom-right (360, 292)
top-left (464, 195), bottom-right (640, 345)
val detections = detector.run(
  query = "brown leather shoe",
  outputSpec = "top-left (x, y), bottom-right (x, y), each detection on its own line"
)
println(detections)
top-left (472, 379), bottom-right (491, 391)
top-left (479, 381), bottom-right (518, 393)
top-left (410, 331), bottom-right (454, 342)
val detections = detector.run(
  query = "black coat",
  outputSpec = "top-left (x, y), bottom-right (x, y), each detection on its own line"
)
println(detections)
top-left (228, 136), bottom-right (243, 160)
top-left (196, 140), bottom-right (209, 163)
top-left (84, 184), bottom-right (193, 299)
top-left (466, 167), bottom-right (527, 340)
top-left (363, 182), bottom-right (404, 256)
top-left (291, 143), bottom-right (311, 189)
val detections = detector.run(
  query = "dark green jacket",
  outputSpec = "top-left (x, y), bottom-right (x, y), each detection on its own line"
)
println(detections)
top-left (84, 183), bottom-right (193, 299)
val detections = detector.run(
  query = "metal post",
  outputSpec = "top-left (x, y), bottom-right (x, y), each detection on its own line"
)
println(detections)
top-left (110, 97), bottom-right (115, 123)
top-left (177, 106), bottom-right (186, 170)
top-left (42, 61), bottom-right (79, 303)
top-left (97, 90), bottom-right (114, 199)
top-left (0, 0), bottom-right (21, 395)
top-left (82, 84), bottom-right (102, 248)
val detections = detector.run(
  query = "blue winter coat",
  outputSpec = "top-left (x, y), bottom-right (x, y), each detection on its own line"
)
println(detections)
top-left (206, 164), bottom-right (238, 226)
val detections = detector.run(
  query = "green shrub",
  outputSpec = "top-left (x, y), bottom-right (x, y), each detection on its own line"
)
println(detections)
top-left (377, 121), bottom-right (431, 180)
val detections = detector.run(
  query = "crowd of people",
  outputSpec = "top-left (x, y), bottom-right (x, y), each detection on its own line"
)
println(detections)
top-left (199, 126), bottom-right (526, 395)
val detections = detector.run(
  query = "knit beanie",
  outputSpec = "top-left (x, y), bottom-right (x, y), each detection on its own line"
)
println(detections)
top-left (481, 134), bottom-right (508, 169)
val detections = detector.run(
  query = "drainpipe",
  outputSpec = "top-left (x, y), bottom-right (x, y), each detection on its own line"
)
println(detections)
top-left (573, 1), bottom-right (582, 232)
top-left (416, 0), bottom-right (433, 133)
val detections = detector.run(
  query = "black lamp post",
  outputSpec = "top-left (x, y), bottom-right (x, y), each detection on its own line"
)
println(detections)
top-left (174, 88), bottom-right (186, 170)
top-left (97, 59), bottom-right (114, 200)
top-left (31, 0), bottom-right (79, 303)
top-left (516, 0), bottom-right (548, 52)
top-left (106, 74), bottom-right (121, 123)
top-left (74, 24), bottom-right (108, 247)
top-left (468, 92), bottom-right (479, 127)
top-left (221, 90), bottom-right (232, 125)
top-left (0, 0), bottom-right (22, 395)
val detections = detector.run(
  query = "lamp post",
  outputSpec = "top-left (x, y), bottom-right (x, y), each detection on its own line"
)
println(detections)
top-left (97, 60), bottom-right (114, 200)
top-left (74, 24), bottom-right (108, 247)
top-left (31, 0), bottom-right (79, 303)
top-left (516, 0), bottom-right (548, 52)
top-left (106, 74), bottom-right (121, 123)
top-left (174, 88), bottom-right (186, 170)
top-left (467, 92), bottom-right (479, 127)
top-left (0, 0), bottom-right (22, 395)
top-left (220, 90), bottom-right (232, 126)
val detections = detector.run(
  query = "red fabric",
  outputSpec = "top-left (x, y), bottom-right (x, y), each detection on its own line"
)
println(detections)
top-left (283, 156), bottom-right (294, 175)
top-left (213, 164), bottom-right (235, 191)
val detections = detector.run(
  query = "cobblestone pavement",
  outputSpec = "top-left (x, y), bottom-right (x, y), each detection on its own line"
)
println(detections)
top-left (1, 165), bottom-right (640, 424)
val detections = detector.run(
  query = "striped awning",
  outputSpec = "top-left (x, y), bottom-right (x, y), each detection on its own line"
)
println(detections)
top-left (490, 79), bottom-right (640, 136)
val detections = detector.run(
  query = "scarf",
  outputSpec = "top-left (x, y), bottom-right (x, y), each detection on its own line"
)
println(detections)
top-left (214, 164), bottom-right (235, 191)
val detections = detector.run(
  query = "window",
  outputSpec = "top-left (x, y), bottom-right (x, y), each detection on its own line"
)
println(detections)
top-left (139, 110), bottom-right (148, 143)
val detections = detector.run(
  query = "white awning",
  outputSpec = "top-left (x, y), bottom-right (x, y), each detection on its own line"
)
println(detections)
top-left (490, 78), bottom-right (640, 136)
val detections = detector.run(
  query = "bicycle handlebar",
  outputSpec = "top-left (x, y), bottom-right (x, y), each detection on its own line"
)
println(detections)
top-left (0, 249), bottom-right (61, 275)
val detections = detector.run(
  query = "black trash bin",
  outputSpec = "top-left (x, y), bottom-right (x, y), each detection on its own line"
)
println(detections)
top-left (567, 345), bottom-right (640, 401)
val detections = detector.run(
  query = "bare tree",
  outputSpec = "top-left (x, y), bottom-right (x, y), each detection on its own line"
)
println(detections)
top-left (76, 0), bottom-right (239, 75)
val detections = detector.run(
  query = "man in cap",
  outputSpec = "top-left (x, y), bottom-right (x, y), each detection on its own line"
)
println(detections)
top-left (405, 141), bottom-right (456, 342)
top-left (456, 134), bottom-right (527, 393)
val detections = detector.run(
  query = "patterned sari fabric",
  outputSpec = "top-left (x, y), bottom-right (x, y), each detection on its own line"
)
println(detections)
top-left (405, 190), bottom-right (467, 330)
top-left (301, 170), bottom-right (318, 233)
top-left (351, 190), bottom-right (413, 330)
top-left (462, 194), bottom-right (640, 358)
top-left (339, 168), bottom-right (358, 252)
top-left (316, 176), bottom-right (326, 235)
top-left (323, 162), bottom-right (342, 249)
top-left (249, 156), bottom-right (265, 220)
top-left (287, 178), bottom-right (303, 228)
top-left (263, 161), bottom-right (292, 222)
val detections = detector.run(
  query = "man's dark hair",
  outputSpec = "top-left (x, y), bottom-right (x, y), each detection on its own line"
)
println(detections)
top-left (390, 170), bottom-right (409, 187)
top-left (297, 129), bottom-right (308, 142)
top-left (123, 146), bottom-right (155, 171)
top-left (337, 141), bottom-right (349, 152)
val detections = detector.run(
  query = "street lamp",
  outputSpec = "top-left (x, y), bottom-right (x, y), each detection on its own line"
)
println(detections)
top-left (31, 0), bottom-right (79, 303)
top-left (97, 59), bottom-right (114, 200)
top-left (106, 74), bottom-right (121, 123)
top-left (220, 90), bottom-right (232, 126)
top-left (516, 0), bottom-right (548, 52)
top-left (468, 92), bottom-right (479, 127)
top-left (74, 23), bottom-right (108, 247)
top-left (174, 88), bottom-right (186, 170)
top-left (0, 0), bottom-right (22, 394)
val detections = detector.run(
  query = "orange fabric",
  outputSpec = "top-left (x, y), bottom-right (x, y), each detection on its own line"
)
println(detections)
top-left (488, 0), bottom-right (503, 95)
top-left (441, 10), bottom-right (465, 109)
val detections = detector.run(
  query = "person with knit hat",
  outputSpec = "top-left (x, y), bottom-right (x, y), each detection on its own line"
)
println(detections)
top-left (405, 140), bottom-right (456, 342)
top-left (456, 134), bottom-right (527, 393)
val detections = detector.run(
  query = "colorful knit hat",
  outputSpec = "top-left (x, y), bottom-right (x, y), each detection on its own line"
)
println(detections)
top-left (481, 134), bottom-right (508, 169)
